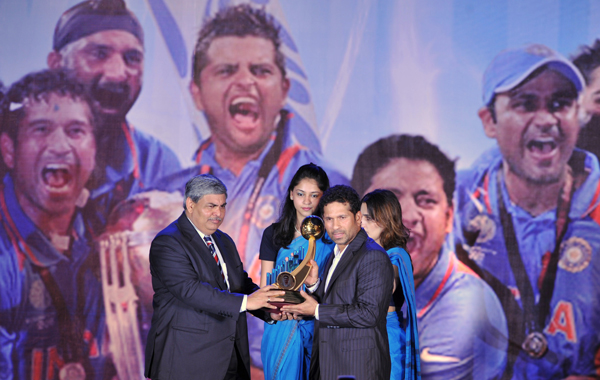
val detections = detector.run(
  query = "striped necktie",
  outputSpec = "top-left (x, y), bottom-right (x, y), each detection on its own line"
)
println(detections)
top-left (204, 235), bottom-right (225, 282)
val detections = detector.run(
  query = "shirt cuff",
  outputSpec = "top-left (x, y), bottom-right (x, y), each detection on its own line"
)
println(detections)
top-left (306, 278), bottom-right (320, 293)
top-left (315, 304), bottom-right (320, 320)
top-left (240, 295), bottom-right (247, 312)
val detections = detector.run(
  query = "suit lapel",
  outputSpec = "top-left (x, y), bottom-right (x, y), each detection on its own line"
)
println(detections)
top-left (178, 213), bottom-right (227, 290)
top-left (324, 229), bottom-right (367, 297)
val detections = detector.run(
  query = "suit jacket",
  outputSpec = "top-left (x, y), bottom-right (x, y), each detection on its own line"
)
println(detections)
top-left (309, 229), bottom-right (394, 380)
top-left (144, 212), bottom-right (267, 380)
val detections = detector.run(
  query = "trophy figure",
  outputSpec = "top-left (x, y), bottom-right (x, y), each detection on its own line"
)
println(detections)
top-left (266, 215), bottom-right (324, 308)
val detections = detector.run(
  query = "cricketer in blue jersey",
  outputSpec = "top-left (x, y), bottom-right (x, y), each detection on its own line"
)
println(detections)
top-left (159, 5), bottom-right (348, 369)
top-left (0, 70), bottom-right (112, 380)
top-left (47, 0), bottom-right (182, 233)
top-left (352, 134), bottom-right (508, 380)
top-left (455, 44), bottom-right (600, 378)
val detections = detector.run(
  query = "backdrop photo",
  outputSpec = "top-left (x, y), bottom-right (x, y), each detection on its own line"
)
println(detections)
top-left (1, 0), bottom-right (599, 379)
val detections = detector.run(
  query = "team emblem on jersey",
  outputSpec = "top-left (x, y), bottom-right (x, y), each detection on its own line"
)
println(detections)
top-left (467, 214), bottom-right (496, 243)
top-left (29, 279), bottom-right (50, 311)
top-left (253, 195), bottom-right (279, 229)
top-left (559, 237), bottom-right (592, 273)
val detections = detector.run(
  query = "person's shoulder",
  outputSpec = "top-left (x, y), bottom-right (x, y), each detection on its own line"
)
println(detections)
top-left (361, 235), bottom-right (390, 261)
top-left (154, 221), bottom-right (179, 239)
top-left (264, 223), bottom-right (278, 235)
top-left (439, 257), bottom-right (504, 320)
top-left (362, 233), bottom-right (383, 250)
top-left (275, 135), bottom-right (349, 186)
top-left (0, 232), bottom-right (20, 271)
top-left (214, 229), bottom-right (235, 244)
top-left (129, 125), bottom-right (181, 165)
top-left (457, 146), bottom-right (502, 192)
top-left (130, 126), bottom-right (172, 150)
top-left (290, 148), bottom-right (350, 186)
top-left (154, 215), bottom-right (185, 241)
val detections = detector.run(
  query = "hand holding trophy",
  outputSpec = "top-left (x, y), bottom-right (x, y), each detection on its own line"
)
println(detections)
top-left (265, 215), bottom-right (324, 310)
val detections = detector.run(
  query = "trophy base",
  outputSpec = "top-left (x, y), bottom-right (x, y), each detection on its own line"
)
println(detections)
top-left (267, 289), bottom-right (305, 313)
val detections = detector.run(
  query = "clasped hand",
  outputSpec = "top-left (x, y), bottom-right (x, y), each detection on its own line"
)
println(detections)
top-left (279, 259), bottom-right (319, 319)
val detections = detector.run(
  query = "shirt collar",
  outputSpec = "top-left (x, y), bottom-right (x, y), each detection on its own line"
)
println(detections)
top-left (333, 244), bottom-right (347, 258)
top-left (186, 215), bottom-right (210, 241)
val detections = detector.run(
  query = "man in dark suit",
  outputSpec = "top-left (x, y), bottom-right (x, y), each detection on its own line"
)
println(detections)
top-left (144, 174), bottom-right (283, 380)
top-left (282, 185), bottom-right (394, 380)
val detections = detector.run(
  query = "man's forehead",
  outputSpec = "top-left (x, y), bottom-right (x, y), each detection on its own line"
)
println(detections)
top-left (369, 158), bottom-right (443, 192)
top-left (23, 93), bottom-right (91, 116)
top-left (200, 193), bottom-right (227, 202)
top-left (324, 201), bottom-right (352, 214)
top-left (205, 35), bottom-right (276, 61)
top-left (65, 29), bottom-right (144, 52)
top-left (506, 68), bottom-right (577, 98)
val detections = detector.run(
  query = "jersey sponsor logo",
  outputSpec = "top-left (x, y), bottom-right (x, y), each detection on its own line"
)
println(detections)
top-left (545, 300), bottom-right (577, 343)
top-left (467, 214), bottom-right (497, 243)
top-left (420, 347), bottom-right (461, 363)
top-left (559, 237), bottom-right (592, 273)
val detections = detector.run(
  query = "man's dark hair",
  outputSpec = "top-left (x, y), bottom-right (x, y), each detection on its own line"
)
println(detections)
top-left (191, 4), bottom-right (285, 83)
top-left (183, 174), bottom-right (227, 210)
top-left (351, 134), bottom-right (456, 205)
top-left (572, 39), bottom-right (600, 85)
top-left (1, 69), bottom-right (96, 143)
top-left (318, 185), bottom-right (361, 215)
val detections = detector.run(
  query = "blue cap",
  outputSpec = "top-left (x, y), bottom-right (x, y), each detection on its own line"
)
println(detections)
top-left (482, 44), bottom-right (584, 106)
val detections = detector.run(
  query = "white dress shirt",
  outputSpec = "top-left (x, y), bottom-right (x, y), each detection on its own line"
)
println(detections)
top-left (308, 244), bottom-right (348, 320)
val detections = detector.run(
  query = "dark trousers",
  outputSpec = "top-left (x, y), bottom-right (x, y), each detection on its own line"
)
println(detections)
top-left (224, 340), bottom-right (248, 380)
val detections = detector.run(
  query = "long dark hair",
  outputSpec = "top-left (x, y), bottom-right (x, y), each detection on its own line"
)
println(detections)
top-left (361, 189), bottom-right (410, 250)
top-left (273, 163), bottom-right (330, 248)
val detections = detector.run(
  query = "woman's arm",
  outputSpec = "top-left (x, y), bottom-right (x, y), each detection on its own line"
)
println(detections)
top-left (260, 260), bottom-right (275, 287)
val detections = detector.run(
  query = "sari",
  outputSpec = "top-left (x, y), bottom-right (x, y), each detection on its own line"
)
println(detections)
top-left (387, 247), bottom-right (421, 380)
top-left (261, 234), bottom-right (334, 380)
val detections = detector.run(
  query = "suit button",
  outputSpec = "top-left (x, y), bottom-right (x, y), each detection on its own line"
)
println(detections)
top-left (230, 336), bottom-right (236, 341)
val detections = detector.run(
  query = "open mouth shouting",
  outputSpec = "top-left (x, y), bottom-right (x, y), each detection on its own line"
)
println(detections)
top-left (41, 163), bottom-right (74, 193)
top-left (229, 96), bottom-right (260, 130)
top-left (406, 234), bottom-right (422, 256)
top-left (526, 136), bottom-right (559, 160)
top-left (90, 80), bottom-right (132, 115)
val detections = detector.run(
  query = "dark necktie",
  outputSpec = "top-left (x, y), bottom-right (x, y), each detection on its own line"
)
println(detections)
top-left (204, 235), bottom-right (225, 282)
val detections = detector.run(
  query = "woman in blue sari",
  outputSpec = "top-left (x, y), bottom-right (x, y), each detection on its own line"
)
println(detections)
top-left (361, 189), bottom-right (421, 380)
top-left (259, 163), bottom-right (334, 380)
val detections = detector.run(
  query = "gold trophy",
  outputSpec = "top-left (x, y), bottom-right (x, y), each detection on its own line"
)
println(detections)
top-left (267, 215), bottom-right (324, 308)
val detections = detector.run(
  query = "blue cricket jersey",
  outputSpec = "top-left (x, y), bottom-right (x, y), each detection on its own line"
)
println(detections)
top-left (455, 149), bottom-right (600, 378)
top-left (0, 175), bottom-right (109, 380)
top-left (416, 241), bottom-right (508, 379)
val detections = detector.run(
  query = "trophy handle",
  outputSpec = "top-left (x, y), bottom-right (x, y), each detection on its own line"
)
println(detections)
top-left (289, 236), bottom-right (316, 291)
top-left (98, 233), bottom-right (145, 379)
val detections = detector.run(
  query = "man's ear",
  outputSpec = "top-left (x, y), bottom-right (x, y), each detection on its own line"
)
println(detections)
top-left (279, 77), bottom-right (290, 109)
top-left (185, 197), bottom-right (195, 213)
top-left (189, 81), bottom-right (205, 112)
top-left (478, 106), bottom-right (497, 139)
top-left (445, 206), bottom-right (454, 234)
top-left (0, 133), bottom-right (15, 169)
top-left (47, 51), bottom-right (62, 69)
top-left (355, 210), bottom-right (362, 225)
